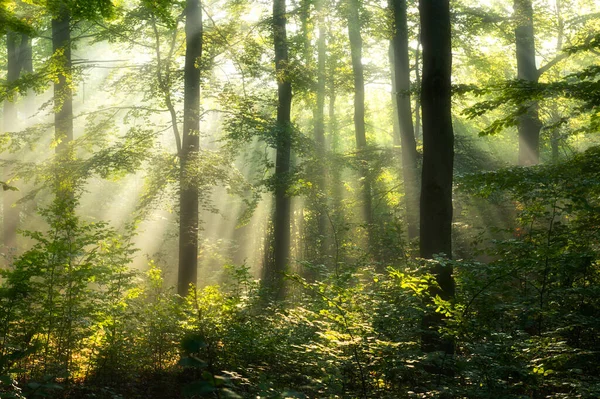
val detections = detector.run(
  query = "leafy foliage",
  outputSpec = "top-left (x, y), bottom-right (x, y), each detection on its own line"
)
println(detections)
top-left (1, 0), bottom-right (600, 398)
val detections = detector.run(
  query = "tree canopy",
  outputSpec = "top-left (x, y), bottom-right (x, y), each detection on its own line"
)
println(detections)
top-left (1, 0), bottom-right (599, 397)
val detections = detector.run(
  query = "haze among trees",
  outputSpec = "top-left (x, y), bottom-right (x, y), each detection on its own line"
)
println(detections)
top-left (1, 0), bottom-right (599, 397)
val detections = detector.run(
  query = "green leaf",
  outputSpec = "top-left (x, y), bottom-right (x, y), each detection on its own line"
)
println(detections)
top-left (181, 334), bottom-right (208, 354)
top-left (179, 356), bottom-right (208, 369)
top-left (182, 380), bottom-right (216, 397)
top-left (0, 374), bottom-right (13, 385)
top-left (280, 390), bottom-right (308, 398)
top-left (220, 388), bottom-right (242, 398)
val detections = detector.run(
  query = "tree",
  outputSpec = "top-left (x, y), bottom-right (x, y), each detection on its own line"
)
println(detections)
top-left (513, 0), bottom-right (574, 165)
top-left (347, 0), bottom-right (372, 234)
top-left (414, 37), bottom-right (421, 141)
top-left (49, 0), bottom-right (114, 200)
top-left (266, 0), bottom-right (293, 299)
top-left (3, 30), bottom-right (31, 249)
top-left (297, 0), bottom-right (328, 269)
top-left (327, 25), bottom-right (344, 236)
top-left (514, 0), bottom-right (542, 166)
top-left (389, 0), bottom-right (419, 239)
top-left (419, 0), bottom-right (455, 358)
top-left (178, 0), bottom-right (203, 296)
top-left (51, 2), bottom-right (74, 203)
top-left (90, 0), bottom-right (241, 294)
top-left (313, 0), bottom-right (327, 262)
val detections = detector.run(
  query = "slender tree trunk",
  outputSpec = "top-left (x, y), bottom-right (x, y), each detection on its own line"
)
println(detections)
top-left (19, 34), bottom-right (32, 74)
top-left (549, 107), bottom-right (561, 163)
top-left (3, 30), bottom-right (20, 249)
top-left (414, 40), bottom-right (421, 142)
top-left (550, 1), bottom-right (563, 164)
top-left (389, 44), bottom-right (401, 147)
top-left (178, 0), bottom-right (203, 296)
top-left (514, 0), bottom-right (541, 166)
top-left (18, 34), bottom-right (34, 119)
top-left (329, 67), bottom-right (342, 211)
top-left (266, 0), bottom-right (293, 299)
top-left (390, 0), bottom-right (419, 240)
top-left (551, 129), bottom-right (559, 162)
top-left (347, 0), bottom-right (373, 230)
top-left (298, 0), bottom-right (326, 269)
top-left (299, 0), bottom-right (311, 59)
top-left (419, 0), bottom-right (455, 359)
top-left (3, 32), bottom-right (33, 253)
top-left (52, 5), bottom-right (74, 203)
top-left (314, 0), bottom-right (327, 262)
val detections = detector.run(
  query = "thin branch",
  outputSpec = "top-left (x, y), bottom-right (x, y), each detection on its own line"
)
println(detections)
top-left (93, 21), bottom-right (155, 49)
top-left (537, 53), bottom-right (568, 77)
top-left (71, 59), bottom-right (129, 65)
top-left (74, 105), bottom-right (169, 119)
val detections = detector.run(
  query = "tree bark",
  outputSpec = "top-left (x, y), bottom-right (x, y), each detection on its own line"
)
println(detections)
top-left (414, 40), bottom-right (421, 142)
top-left (19, 33), bottom-right (32, 74)
top-left (347, 0), bottom-right (373, 231)
top-left (266, 0), bottom-right (293, 299)
top-left (389, 44), bottom-right (401, 148)
top-left (419, 0), bottom-right (455, 358)
top-left (3, 30), bottom-right (20, 249)
top-left (18, 33), bottom-right (34, 119)
top-left (389, 0), bottom-right (419, 240)
top-left (514, 0), bottom-right (541, 166)
top-left (314, 0), bottom-right (327, 263)
top-left (329, 63), bottom-right (342, 213)
top-left (52, 5), bottom-right (74, 203)
top-left (178, 0), bottom-right (203, 296)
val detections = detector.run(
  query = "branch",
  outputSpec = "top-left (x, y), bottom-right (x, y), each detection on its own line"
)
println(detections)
top-left (537, 52), bottom-right (569, 77)
top-left (93, 21), bottom-right (155, 49)
top-left (74, 106), bottom-right (169, 119)
top-left (71, 59), bottom-right (129, 65)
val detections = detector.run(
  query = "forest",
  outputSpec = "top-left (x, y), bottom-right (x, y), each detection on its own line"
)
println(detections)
top-left (1, 0), bottom-right (599, 397)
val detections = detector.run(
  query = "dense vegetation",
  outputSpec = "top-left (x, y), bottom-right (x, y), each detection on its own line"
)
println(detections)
top-left (1, 0), bottom-right (599, 398)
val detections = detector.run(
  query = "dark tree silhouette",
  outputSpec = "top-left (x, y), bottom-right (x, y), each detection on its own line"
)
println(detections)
top-left (389, 0), bottom-right (419, 239)
top-left (266, 0), bottom-right (293, 299)
top-left (52, 3), bottom-right (74, 204)
top-left (347, 0), bottom-right (373, 240)
top-left (514, 0), bottom-right (542, 166)
top-left (419, 0), bottom-right (455, 359)
top-left (2, 31), bottom-right (30, 249)
top-left (178, 0), bottom-right (203, 296)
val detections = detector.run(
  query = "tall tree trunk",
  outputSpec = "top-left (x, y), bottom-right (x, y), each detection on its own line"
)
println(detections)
top-left (389, 0), bottom-right (419, 239)
top-left (298, 0), bottom-right (326, 269)
top-left (52, 5), bottom-right (74, 203)
top-left (414, 39), bottom-right (421, 142)
top-left (329, 65), bottom-right (342, 214)
top-left (266, 0), bottom-right (293, 299)
top-left (19, 34), bottom-right (32, 74)
top-left (550, 0), bottom-right (563, 164)
top-left (549, 107), bottom-right (561, 163)
top-left (178, 0), bottom-right (203, 296)
top-left (514, 0), bottom-right (541, 166)
top-left (389, 45), bottom-right (401, 148)
top-left (419, 0), bottom-right (455, 359)
top-left (3, 30), bottom-right (20, 250)
top-left (550, 128), bottom-right (559, 162)
top-left (18, 33), bottom-right (34, 119)
top-left (347, 0), bottom-right (373, 231)
top-left (314, 0), bottom-right (327, 263)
